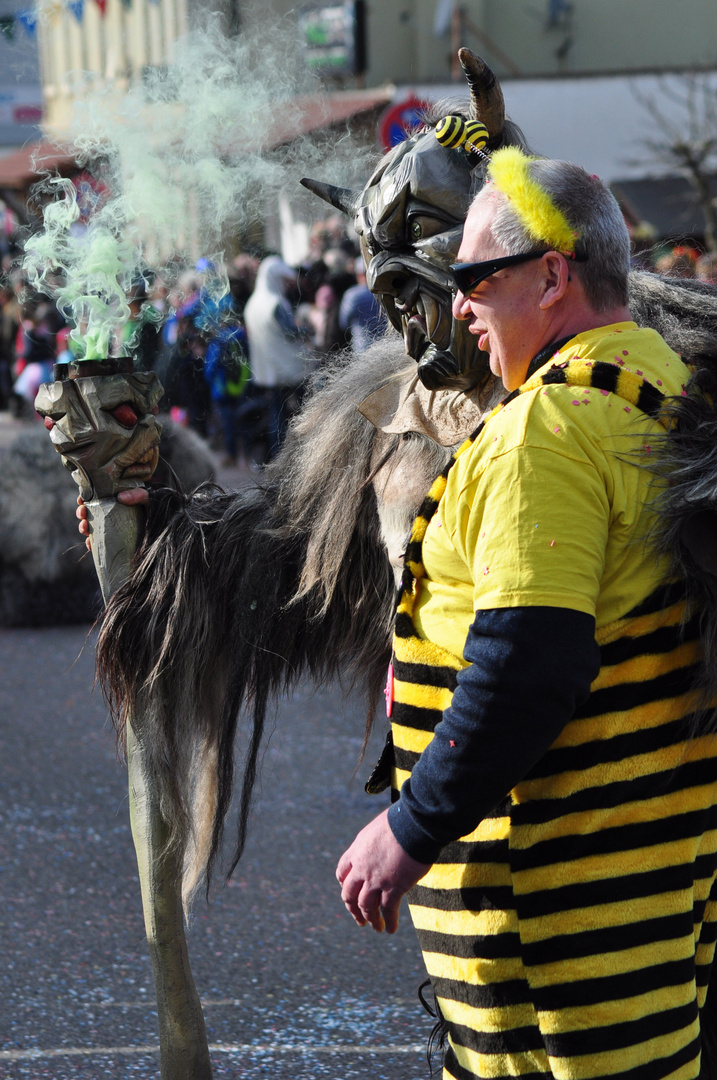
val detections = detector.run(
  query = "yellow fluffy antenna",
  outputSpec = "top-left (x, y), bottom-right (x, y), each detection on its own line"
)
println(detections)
top-left (488, 147), bottom-right (579, 254)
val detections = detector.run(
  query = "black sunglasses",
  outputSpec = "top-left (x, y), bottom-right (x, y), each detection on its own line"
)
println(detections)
top-left (450, 248), bottom-right (587, 296)
top-left (450, 250), bottom-right (549, 295)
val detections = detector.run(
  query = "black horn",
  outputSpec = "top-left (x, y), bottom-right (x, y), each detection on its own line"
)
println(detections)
top-left (458, 48), bottom-right (505, 138)
top-left (300, 177), bottom-right (361, 218)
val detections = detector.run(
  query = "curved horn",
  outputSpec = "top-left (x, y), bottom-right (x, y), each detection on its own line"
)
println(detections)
top-left (457, 48), bottom-right (505, 138)
top-left (300, 177), bottom-right (361, 218)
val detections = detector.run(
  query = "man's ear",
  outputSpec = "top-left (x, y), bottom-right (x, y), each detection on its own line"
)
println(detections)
top-left (538, 252), bottom-right (570, 310)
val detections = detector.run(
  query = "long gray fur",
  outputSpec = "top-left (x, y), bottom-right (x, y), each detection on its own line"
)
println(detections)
top-left (98, 337), bottom-right (409, 895)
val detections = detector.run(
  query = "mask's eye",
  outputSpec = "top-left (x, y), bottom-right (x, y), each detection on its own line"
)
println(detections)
top-left (409, 215), bottom-right (446, 242)
top-left (108, 402), bottom-right (140, 428)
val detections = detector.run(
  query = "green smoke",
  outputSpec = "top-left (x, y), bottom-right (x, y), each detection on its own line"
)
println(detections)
top-left (24, 178), bottom-right (137, 359)
top-left (23, 12), bottom-right (373, 361)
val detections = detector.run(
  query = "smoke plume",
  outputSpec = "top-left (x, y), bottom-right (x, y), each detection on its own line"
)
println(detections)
top-left (23, 11), bottom-right (374, 358)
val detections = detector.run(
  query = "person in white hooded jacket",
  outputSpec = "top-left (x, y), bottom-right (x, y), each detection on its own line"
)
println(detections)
top-left (243, 255), bottom-right (309, 456)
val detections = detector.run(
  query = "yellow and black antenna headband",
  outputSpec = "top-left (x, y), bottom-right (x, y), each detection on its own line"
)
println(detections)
top-left (435, 115), bottom-right (490, 161)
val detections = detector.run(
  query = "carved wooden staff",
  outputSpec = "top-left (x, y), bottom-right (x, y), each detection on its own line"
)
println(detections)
top-left (36, 357), bottom-right (213, 1080)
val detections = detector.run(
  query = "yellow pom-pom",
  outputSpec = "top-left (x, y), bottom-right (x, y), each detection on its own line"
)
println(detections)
top-left (487, 146), bottom-right (578, 254)
top-left (435, 115), bottom-right (467, 149)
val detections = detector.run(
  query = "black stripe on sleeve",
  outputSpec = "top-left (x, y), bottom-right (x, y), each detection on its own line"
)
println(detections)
top-left (427, 975), bottom-right (532, 1009)
top-left (393, 658), bottom-right (459, 690)
top-left (511, 756), bottom-right (717, 827)
top-left (513, 861), bottom-right (697, 920)
top-left (569, 1037), bottom-right (701, 1080)
top-left (524, 713), bottom-right (702, 780)
top-left (570, 662), bottom-right (702, 720)
top-left (417, 928), bottom-right (523, 960)
top-left (443, 1047), bottom-right (548, 1080)
top-left (391, 702), bottom-right (444, 733)
top-left (394, 611), bottom-right (418, 639)
top-left (509, 804), bottom-right (717, 873)
top-left (622, 581), bottom-right (688, 620)
top-left (445, 1020), bottom-right (545, 1055)
top-left (598, 617), bottom-right (699, 667)
top-left (409, 881), bottom-right (515, 913)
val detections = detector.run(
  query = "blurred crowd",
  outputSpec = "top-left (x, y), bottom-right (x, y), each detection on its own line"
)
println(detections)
top-left (3, 218), bottom-right (717, 469)
top-left (0, 213), bottom-right (387, 467)
top-left (632, 242), bottom-right (717, 282)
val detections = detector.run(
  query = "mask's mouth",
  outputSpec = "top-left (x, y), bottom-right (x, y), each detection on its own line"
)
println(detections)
top-left (367, 252), bottom-right (453, 344)
top-left (417, 309), bottom-right (491, 392)
top-left (417, 345), bottom-right (465, 390)
top-left (366, 250), bottom-right (491, 391)
top-left (393, 289), bottom-right (452, 361)
top-left (402, 308), bottom-right (429, 360)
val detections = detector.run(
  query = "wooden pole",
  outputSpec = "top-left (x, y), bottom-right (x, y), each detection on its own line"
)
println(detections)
top-left (36, 363), bottom-right (213, 1080)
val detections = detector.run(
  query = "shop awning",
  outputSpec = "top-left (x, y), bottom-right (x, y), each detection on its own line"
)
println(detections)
top-left (264, 86), bottom-right (395, 149)
top-left (0, 142), bottom-right (76, 190)
top-left (0, 85), bottom-right (395, 193)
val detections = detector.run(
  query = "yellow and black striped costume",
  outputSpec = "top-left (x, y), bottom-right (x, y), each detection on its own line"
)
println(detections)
top-left (391, 338), bottom-right (717, 1080)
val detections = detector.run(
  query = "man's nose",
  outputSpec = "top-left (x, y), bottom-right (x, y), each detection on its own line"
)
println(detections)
top-left (452, 290), bottom-right (470, 321)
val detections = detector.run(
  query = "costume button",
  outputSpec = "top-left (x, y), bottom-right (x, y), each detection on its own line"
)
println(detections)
top-left (384, 662), bottom-right (394, 718)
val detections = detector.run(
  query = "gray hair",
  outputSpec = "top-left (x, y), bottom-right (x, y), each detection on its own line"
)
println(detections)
top-left (480, 158), bottom-right (630, 312)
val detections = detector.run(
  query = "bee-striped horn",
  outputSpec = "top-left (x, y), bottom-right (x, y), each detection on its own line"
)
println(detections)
top-left (458, 48), bottom-right (505, 138)
top-left (300, 178), bottom-right (361, 218)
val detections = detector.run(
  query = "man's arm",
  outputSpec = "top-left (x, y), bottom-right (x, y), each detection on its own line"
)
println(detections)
top-left (337, 605), bottom-right (600, 931)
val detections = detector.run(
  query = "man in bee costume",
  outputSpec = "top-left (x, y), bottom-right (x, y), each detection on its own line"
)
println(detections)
top-left (337, 148), bottom-right (717, 1080)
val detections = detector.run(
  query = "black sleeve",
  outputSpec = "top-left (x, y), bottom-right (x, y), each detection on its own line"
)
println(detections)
top-left (387, 606), bottom-right (601, 863)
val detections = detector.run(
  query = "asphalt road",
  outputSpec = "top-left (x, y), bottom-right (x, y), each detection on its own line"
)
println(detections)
top-left (0, 624), bottom-right (432, 1080)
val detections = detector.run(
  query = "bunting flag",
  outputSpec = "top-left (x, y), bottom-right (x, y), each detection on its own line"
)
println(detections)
top-left (1, 0), bottom-right (153, 35)
top-left (16, 9), bottom-right (37, 36)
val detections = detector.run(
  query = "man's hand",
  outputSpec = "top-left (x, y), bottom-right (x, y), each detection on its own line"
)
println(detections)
top-left (76, 489), bottom-right (150, 550)
top-left (336, 808), bottom-right (430, 934)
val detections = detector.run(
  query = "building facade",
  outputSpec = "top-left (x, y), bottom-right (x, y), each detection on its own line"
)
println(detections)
top-left (0, 0), bottom-right (43, 148)
top-left (256, 0), bottom-right (717, 88)
top-left (39, 0), bottom-right (191, 136)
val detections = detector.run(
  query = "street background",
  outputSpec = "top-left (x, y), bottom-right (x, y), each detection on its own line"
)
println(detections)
top-left (0, 623), bottom-right (431, 1080)
top-left (0, 413), bottom-right (430, 1080)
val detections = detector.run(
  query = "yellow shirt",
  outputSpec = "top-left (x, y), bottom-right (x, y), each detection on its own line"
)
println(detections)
top-left (414, 322), bottom-right (691, 660)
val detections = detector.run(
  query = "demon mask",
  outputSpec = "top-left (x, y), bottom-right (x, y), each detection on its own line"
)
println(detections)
top-left (302, 50), bottom-right (526, 391)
